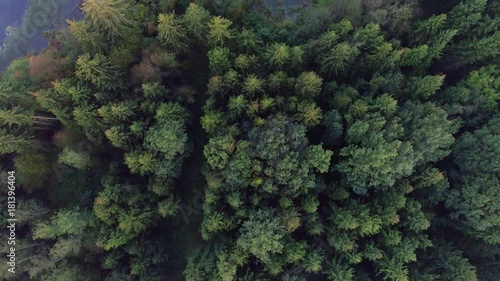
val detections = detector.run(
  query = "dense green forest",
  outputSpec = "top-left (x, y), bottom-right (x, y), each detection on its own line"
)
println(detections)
top-left (0, 0), bottom-right (498, 280)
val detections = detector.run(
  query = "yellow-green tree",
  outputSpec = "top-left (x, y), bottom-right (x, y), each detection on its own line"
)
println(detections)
top-left (81, 0), bottom-right (135, 43)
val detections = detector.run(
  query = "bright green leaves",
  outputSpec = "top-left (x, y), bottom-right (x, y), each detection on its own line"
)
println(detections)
top-left (73, 103), bottom-right (103, 137)
top-left (297, 101), bottom-right (322, 127)
top-left (11, 1), bottom-right (495, 279)
top-left (58, 148), bottom-right (92, 170)
top-left (201, 110), bottom-right (225, 135)
top-left (75, 53), bottom-right (122, 91)
top-left (320, 42), bottom-right (359, 76)
top-left (69, 0), bottom-right (137, 53)
top-left (303, 248), bottom-right (326, 273)
top-left (338, 96), bottom-right (414, 194)
top-left (228, 95), bottom-right (248, 117)
top-left (220, 140), bottom-right (259, 189)
top-left (207, 16), bottom-right (234, 47)
top-left (145, 119), bottom-right (187, 157)
top-left (295, 71), bottom-right (323, 98)
top-left (122, 102), bottom-right (190, 179)
top-left (67, 20), bottom-right (103, 53)
top-left (243, 74), bottom-right (265, 96)
top-left (155, 101), bottom-right (190, 121)
top-left (99, 101), bottom-right (136, 124)
top-left (415, 0), bottom-right (499, 65)
top-left (236, 209), bottom-right (286, 263)
top-left (158, 197), bottom-right (179, 218)
top-left (204, 134), bottom-right (236, 170)
top-left (326, 259), bottom-right (355, 281)
top-left (33, 209), bottom-right (90, 239)
top-left (265, 43), bottom-right (291, 69)
top-left (216, 249), bottom-right (238, 281)
top-left (237, 28), bottom-right (262, 53)
top-left (306, 145), bottom-right (333, 173)
top-left (247, 116), bottom-right (327, 196)
top-left (400, 199), bottom-right (430, 232)
top-left (202, 211), bottom-right (231, 239)
top-left (146, 124), bottom-right (187, 178)
top-left (314, 22), bottom-right (361, 76)
top-left (0, 106), bottom-right (32, 128)
top-left (142, 81), bottom-right (167, 100)
top-left (264, 43), bottom-right (303, 70)
top-left (30, 209), bottom-right (91, 273)
top-left (447, 0), bottom-right (487, 36)
top-left (376, 255), bottom-right (410, 281)
top-left (124, 151), bottom-right (158, 175)
top-left (157, 13), bottom-right (188, 52)
top-left (337, 96), bottom-right (455, 195)
top-left (183, 3), bottom-right (211, 41)
top-left (413, 14), bottom-right (448, 43)
top-left (104, 126), bottom-right (129, 148)
top-left (338, 138), bottom-right (396, 191)
top-left (200, 115), bottom-right (332, 274)
top-left (404, 75), bottom-right (445, 100)
top-left (81, 0), bottom-right (135, 43)
top-left (464, 66), bottom-right (500, 109)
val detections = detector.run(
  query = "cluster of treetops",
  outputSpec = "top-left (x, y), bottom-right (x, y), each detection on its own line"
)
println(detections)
top-left (0, 0), bottom-right (498, 280)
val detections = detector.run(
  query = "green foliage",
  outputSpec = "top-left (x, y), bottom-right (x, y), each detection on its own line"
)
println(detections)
top-left (399, 101), bottom-right (457, 165)
top-left (208, 47), bottom-right (231, 75)
top-left (124, 150), bottom-right (158, 175)
top-left (204, 135), bottom-right (235, 170)
top-left (75, 53), bottom-right (122, 90)
top-left (157, 13), bottom-right (188, 52)
top-left (237, 209), bottom-right (285, 263)
top-left (434, 0), bottom-right (500, 65)
top-left (337, 96), bottom-right (415, 194)
top-left (0, 129), bottom-right (35, 154)
top-left (73, 103), bottom-right (103, 137)
top-left (184, 246), bottom-right (218, 281)
top-left (242, 74), bottom-right (265, 96)
top-left (265, 43), bottom-right (291, 70)
top-left (14, 152), bottom-right (50, 190)
top-left (58, 148), bottom-right (92, 170)
top-left (446, 116), bottom-right (500, 244)
top-left (68, 20), bottom-right (104, 53)
top-left (404, 75), bottom-right (445, 100)
top-left (207, 16), bottom-right (234, 47)
top-left (410, 241), bottom-right (478, 281)
top-left (1, 1), bottom-right (499, 280)
top-left (183, 3), bottom-right (211, 41)
top-left (42, 263), bottom-right (90, 281)
top-left (297, 101), bottom-right (322, 127)
top-left (33, 208), bottom-right (90, 239)
top-left (303, 248), bottom-right (325, 273)
top-left (443, 65), bottom-right (500, 127)
top-left (0, 106), bottom-right (32, 128)
top-left (326, 259), bottom-right (354, 281)
top-left (201, 110), bottom-right (225, 135)
top-left (81, 0), bottom-right (135, 43)
top-left (93, 180), bottom-right (157, 250)
top-left (295, 71), bottom-right (323, 98)
top-left (104, 126), bottom-right (129, 148)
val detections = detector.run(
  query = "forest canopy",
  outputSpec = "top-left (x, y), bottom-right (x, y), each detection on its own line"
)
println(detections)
top-left (0, 0), bottom-right (499, 280)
